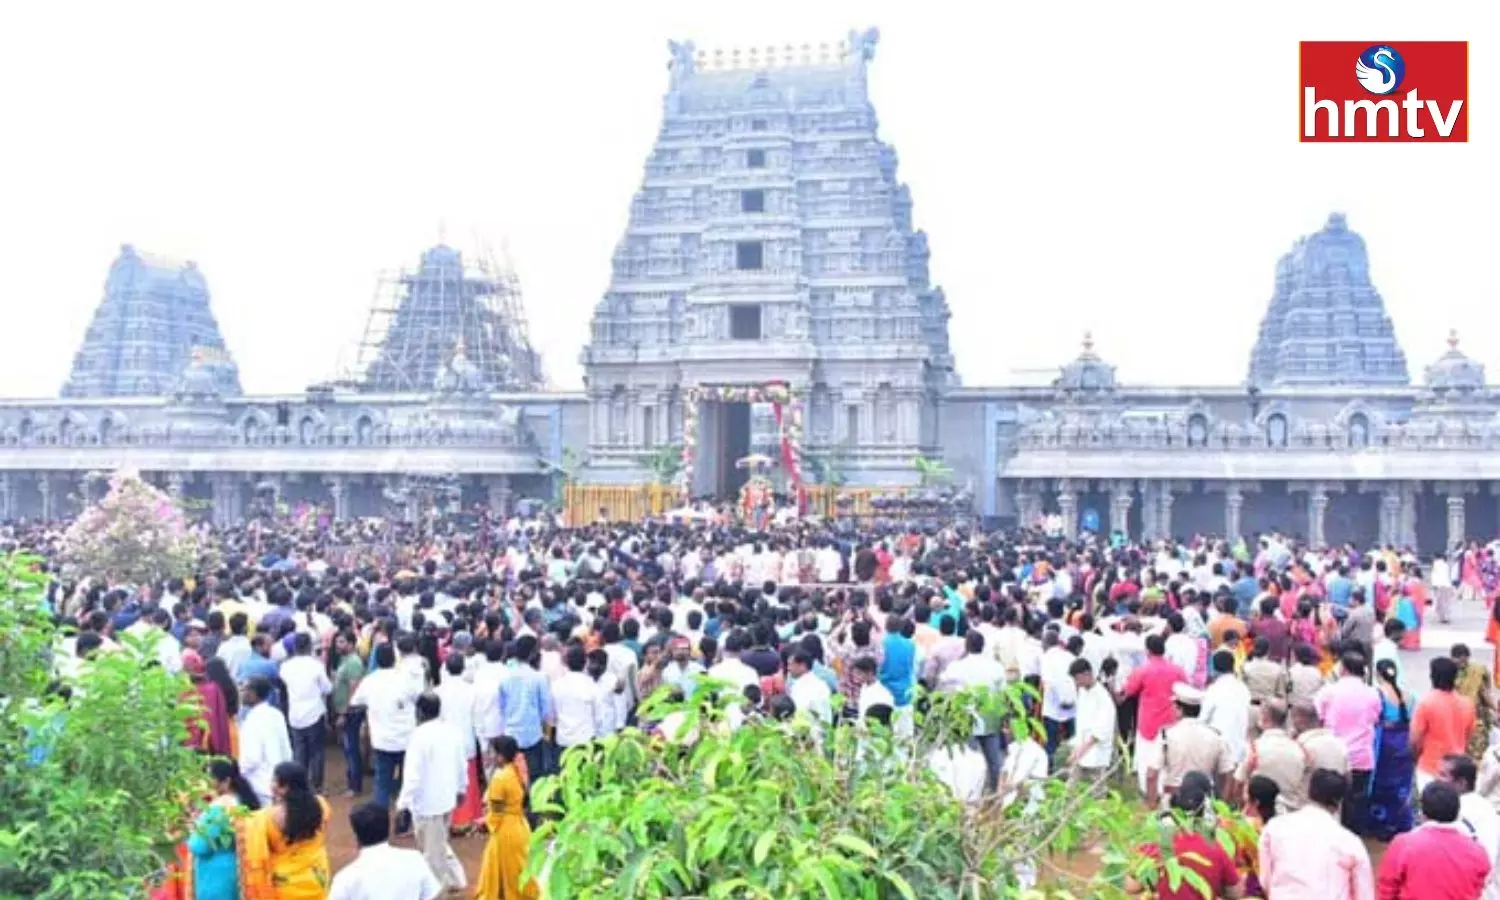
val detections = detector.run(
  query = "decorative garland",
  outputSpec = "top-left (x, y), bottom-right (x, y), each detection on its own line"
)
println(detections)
top-left (678, 381), bottom-right (805, 510)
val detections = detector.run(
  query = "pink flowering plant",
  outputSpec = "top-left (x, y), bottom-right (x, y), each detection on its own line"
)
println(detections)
top-left (58, 469), bottom-right (210, 585)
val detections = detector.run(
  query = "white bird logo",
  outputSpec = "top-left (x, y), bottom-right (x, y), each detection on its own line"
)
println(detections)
top-left (1355, 47), bottom-right (1400, 95)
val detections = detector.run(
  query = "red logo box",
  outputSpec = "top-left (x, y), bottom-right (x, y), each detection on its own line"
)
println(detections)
top-left (1300, 41), bottom-right (1468, 142)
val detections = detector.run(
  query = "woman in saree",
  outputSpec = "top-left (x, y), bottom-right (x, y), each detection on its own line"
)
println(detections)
top-left (1463, 541), bottom-right (1487, 603)
top-left (1453, 643), bottom-right (1495, 759)
top-left (240, 761), bottom-right (331, 900)
top-left (1393, 574), bottom-right (1425, 652)
top-left (1366, 658), bottom-right (1416, 841)
top-left (475, 736), bottom-right (539, 900)
top-left (205, 656), bottom-right (241, 759)
top-left (188, 759), bottom-right (261, 900)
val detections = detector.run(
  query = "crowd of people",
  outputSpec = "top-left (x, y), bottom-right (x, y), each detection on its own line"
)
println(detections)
top-left (28, 506), bottom-right (1500, 899)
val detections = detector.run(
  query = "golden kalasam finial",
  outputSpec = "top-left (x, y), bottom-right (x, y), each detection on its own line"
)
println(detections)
top-left (1448, 328), bottom-right (1461, 351)
top-left (1082, 331), bottom-right (1095, 354)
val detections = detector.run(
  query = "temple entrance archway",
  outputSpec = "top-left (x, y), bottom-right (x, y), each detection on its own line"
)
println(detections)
top-left (681, 383), bottom-right (805, 502)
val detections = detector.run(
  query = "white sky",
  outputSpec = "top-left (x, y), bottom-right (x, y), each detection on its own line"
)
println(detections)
top-left (0, 1), bottom-right (1490, 397)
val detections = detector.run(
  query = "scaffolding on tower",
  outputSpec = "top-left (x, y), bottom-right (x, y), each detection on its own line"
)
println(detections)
top-left (339, 240), bottom-right (546, 393)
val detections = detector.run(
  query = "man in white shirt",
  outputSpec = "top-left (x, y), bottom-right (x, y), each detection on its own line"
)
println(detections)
top-left (435, 653), bottom-right (479, 826)
top-left (939, 631), bottom-right (1008, 793)
top-left (551, 645), bottom-right (601, 753)
top-left (328, 801), bottom-right (442, 900)
top-left (1067, 658), bottom-right (1118, 789)
top-left (350, 644), bottom-right (420, 810)
top-left (396, 694), bottom-right (469, 893)
top-left (599, 621), bottom-right (640, 727)
top-left (237, 677), bottom-right (293, 807)
top-left (280, 632), bottom-right (332, 791)
top-left (852, 657), bottom-right (895, 720)
top-left (1443, 753), bottom-right (1500, 900)
top-left (216, 613), bottom-right (253, 676)
top-left (1039, 631), bottom-right (1077, 757)
top-left (586, 648), bottom-right (625, 736)
top-left (1199, 649), bottom-right (1252, 774)
top-left (471, 642), bottom-right (508, 778)
top-left (706, 631), bottom-right (761, 693)
top-left (788, 651), bottom-right (833, 725)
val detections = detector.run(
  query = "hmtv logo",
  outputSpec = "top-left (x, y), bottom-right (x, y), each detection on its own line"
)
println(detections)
top-left (1301, 41), bottom-right (1468, 142)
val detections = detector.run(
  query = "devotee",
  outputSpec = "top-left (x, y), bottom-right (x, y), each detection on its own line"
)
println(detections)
top-left (1130, 771), bottom-right (1243, 900)
top-left (1200, 649), bottom-right (1252, 775)
top-left (1315, 651), bottom-right (1381, 832)
top-left (241, 761), bottom-right (332, 900)
top-left (186, 759), bottom-right (260, 900)
top-left (182, 649), bottom-right (232, 757)
top-left (280, 632), bottom-right (332, 792)
top-left (497, 635), bottom-right (554, 783)
top-left (552, 643), bottom-right (602, 753)
top-left (1066, 657), bottom-right (1117, 790)
top-left (1377, 780), bottom-right (1491, 899)
top-left (1121, 633), bottom-right (1188, 807)
top-left (939, 630), bottom-right (1009, 790)
top-left (434, 653), bottom-right (482, 832)
top-left (328, 802), bottom-right (442, 900)
top-left (1452, 643), bottom-right (1495, 760)
top-left (788, 650), bottom-right (834, 726)
top-left (475, 736), bottom-right (540, 900)
top-left (1258, 769), bottom-right (1374, 900)
top-left (1413, 656), bottom-right (1477, 792)
top-left (396, 693), bottom-right (468, 894)
top-left (328, 629), bottom-right (367, 796)
top-left (351, 643), bottom-right (421, 811)
top-left (1368, 658), bottom-right (1417, 840)
top-left (1440, 753), bottom-right (1500, 900)
top-left (237, 676), bottom-right (293, 808)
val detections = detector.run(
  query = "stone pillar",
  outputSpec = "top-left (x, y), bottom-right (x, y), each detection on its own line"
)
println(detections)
top-left (1399, 482), bottom-right (1419, 549)
top-left (1139, 480), bottom-right (1160, 541)
top-left (0, 473), bottom-right (11, 520)
top-left (487, 475), bottom-right (513, 518)
top-left (37, 474), bottom-right (53, 521)
top-left (627, 390), bottom-right (642, 446)
top-left (1108, 480), bottom-right (1133, 539)
top-left (1444, 485), bottom-right (1467, 551)
top-left (1012, 480), bottom-right (1036, 527)
top-left (1055, 478), bottom-right (1079, 539)
top-left (324, 475), bottom-right (349, 520)
top-left (1225, 482), bottom-right (1245, 543)
top-left (166, 471), bottom-right (186, 500)
top-left (1308, 482), bottom-right (1330, 549)
top-left (1157, 481), bottom-right (1175, 542)
top-left (1377, 483), bottom-right (1401, 546)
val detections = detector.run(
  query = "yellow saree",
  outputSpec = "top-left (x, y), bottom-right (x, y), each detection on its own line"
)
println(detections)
top-left (239, 798), bottom-right (331, 900)
top-left (474, 764), bottom-right (538, 900)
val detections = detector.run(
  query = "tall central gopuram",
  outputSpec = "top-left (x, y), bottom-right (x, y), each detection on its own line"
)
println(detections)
top-left (581, 29), bottom-right (955, 490)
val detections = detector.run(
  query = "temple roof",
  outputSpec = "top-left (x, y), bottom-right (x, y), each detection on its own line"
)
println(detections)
top-left (1056, 331), bottom-right (1117, 395)
top-left (1246, 213), bottom-right (1410, 389)
top-left (1424, 329), bottom-right (1486, 396)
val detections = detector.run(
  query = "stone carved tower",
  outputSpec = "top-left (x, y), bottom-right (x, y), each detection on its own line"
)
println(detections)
top-left (62, 245), bottom-right (242, 398)
top-left (582, 29), bottom-right (955, 485)
top-left (1247, 213), bottom-right (1409, 388)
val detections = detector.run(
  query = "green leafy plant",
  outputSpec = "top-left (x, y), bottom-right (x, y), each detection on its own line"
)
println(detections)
top-left (636, 444), bottom-right (685, 486)
top-left (0, 553), bottom-right (208, 899)
top-left (912, 455), bottom-right (954, 487)
top-left (528, 680), bottom-right (1227, 898)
